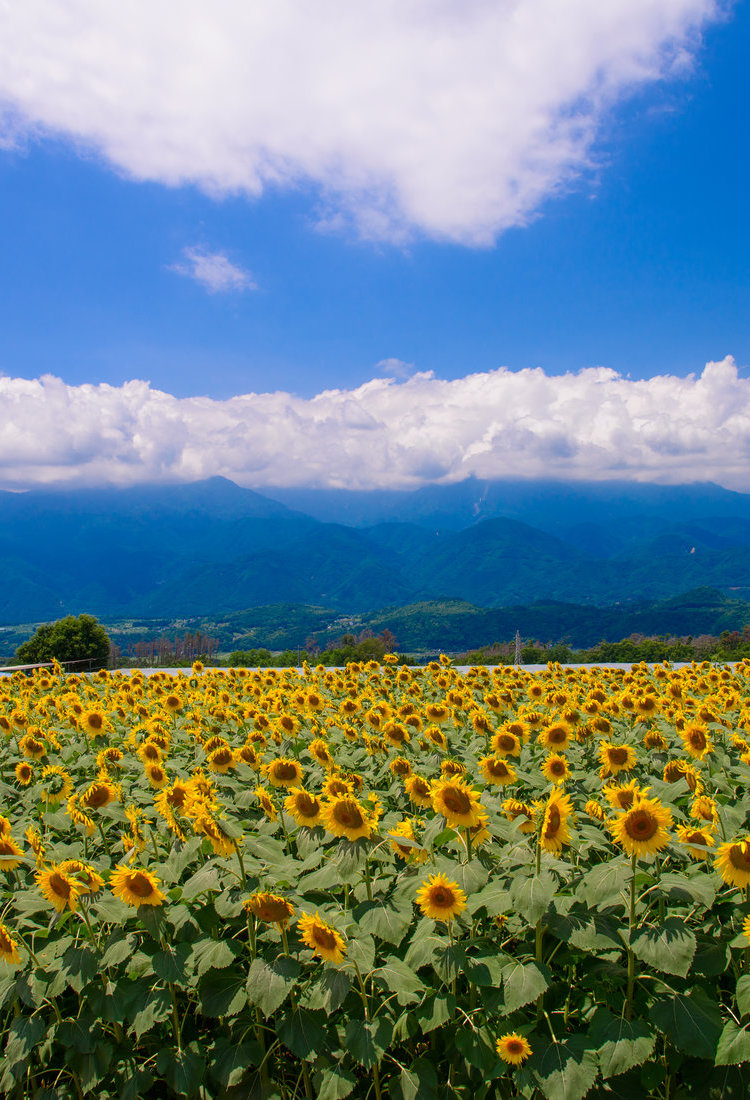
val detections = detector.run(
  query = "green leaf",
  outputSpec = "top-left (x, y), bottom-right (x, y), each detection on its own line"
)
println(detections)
top-left (60, 945), bottom-right (99, 992)
top-left (246, 956), bottom-right (300, 1016)
top-left (416, 991), bottom-right (455, 1033)
top-left (213, 887), bottom-right (246, 919)
top-left (346, 934), bottom-right (376, 974)
top-left (345, 1017), bottom-right (393, 1068)
top-left (400, 1057), bottom-right (438, 1100)
top-left (356, 898), bottom-right (413, 946)
top-left (629, 917), bottom-right (696, 978)
top-left (303, 968), bottom-right (351, 1014)
top-left (455, 1027), bottom-right (499, 1074)
top-left (650, 990), bottom-right (722, 1060)
top-left (100, 932), bottom-right (135, 968)
top-left (198, 966), bottom-right (248, 1017)
top-left (153, 942), bottom-right (191, 984)
top-left (278, 1008), bottom-right (327, 1061)
top-left (581, 858), bottom-right (630, 910)
top-left (56, 1019), bottom-right (99, 1055)
top-left (589, 1008), bottom-right (656, 1079)
top-left (717, 1021), bottom-right (750, 1066)
top-left (181, 863), bottom-right (221, 901)
top-left (500, 959), bottom-right (549, 1014)
top-left (373, 957), bottom-right (424, 1005)
top-left (316, 1065), bottom-right (357, 1100)
top-left (464, 951), bottom-right (506, 987)
top-left (527, 1035), bottom-right (598, 1100)
top-left (738, 975), bottom-right (750, 1018)
top-left (210, 1039), bottom-right (261, 1088)
top-left (548, 911), bottom-right (623, 954)
top-left (190, 938), bottom-right (238, 977)
top-left (5, 1016), bottom-right (46, 1061)
top-left (404, 919), bottom-right (448, 971)
top-left (510, 871), bottom-right (556, 924)
top-left (656, 871), bottom-right (715, 909)
top-left (132, 988), bottom-right (172, 1039)
top-left (467, 881), bottom-right (512, 917)
top-left (90, 894), bottom-right (131, 924)
top-left (159, 837), bottom-right (203, 884)
top-left (156, 1047), bottom-right (205, 1098)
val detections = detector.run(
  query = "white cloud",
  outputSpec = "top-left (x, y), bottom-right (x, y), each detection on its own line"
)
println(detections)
top-left (169, 247), bottom-right (256, 293)
top-left (376, 358), bottom-right (416, 379)
top-left (0, 0), bottom-right (718, 244)
top-left (2, 357), bottom-right (750, 492)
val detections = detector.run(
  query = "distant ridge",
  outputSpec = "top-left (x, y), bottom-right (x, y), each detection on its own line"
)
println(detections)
top-left (3, 476), bottom-right (750, 623)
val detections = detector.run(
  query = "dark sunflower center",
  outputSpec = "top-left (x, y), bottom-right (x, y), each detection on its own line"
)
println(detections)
top-left (333, 802), bottom-right (364, 829)
top-left (547, 728), bottom-right (566, 744)
top-left (128, 873), bottom-right (155, 898)
top-left (431, 887), bottom-right (454, 908)
top-left (273, 762), bottom-right (298, 780)
top-left (442, 788), bottom-right (471, 815)
top-left (545, 808), bottom-right (561, 836)
top-left (729, 844), bottom-right (750, 871)
top-left (550, 760), bottom-right (566, 776)
top-left (50, 873), bottom-right (72, 899)
top-left (213, 749), bottom-right (232, 765)
top-left (143, 745), bottom-right (160, 760)
top-left (617, 791), bottom-right (635, 809)
top-left (85, 786), bottom-right (110, 808)
top-left (489, 760), bottom-right (509, 777)
top-left (412, 779), bottom-right (430, 796)
top-left (296, 794), bottom-right (318, 817)
top-left (625, 810), bottom-right (658, 840)
top-left (313, 926), bottom-right (337, 950)
top-left (689, 731), bottom-right (707, 749)
top-left (608, 748), bottom-right (629, 765)
top-left (87, 715), bottom-right (103, 731)
top-left (496, 735), bottom-right (516, 752)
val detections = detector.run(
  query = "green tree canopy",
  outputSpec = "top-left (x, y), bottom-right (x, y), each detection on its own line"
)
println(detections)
top-left (15, 614), bottom-right (110, 670)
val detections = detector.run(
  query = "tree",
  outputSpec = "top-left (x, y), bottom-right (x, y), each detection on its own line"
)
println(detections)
top-left (15, 614), bottom-right (111, 670)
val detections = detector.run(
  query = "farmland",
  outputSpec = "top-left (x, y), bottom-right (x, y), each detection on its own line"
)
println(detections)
top-left (1, 657), bottom-right (750, 1097)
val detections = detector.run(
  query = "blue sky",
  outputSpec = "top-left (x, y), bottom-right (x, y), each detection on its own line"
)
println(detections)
top-left (0, 1), bottom-right (749, 491)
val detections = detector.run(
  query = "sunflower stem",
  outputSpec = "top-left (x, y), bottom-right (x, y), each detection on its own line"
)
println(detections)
top-left (353, 960), bottom-right (382, 1100)
top-left (234, 841), bottom-right (247, 890)
top-left (463, 827), bottom-right (472, 864)
top-left (363, 854), bottom-right (373, 902)
top-left (627, 851), bottom-right (638, 1021)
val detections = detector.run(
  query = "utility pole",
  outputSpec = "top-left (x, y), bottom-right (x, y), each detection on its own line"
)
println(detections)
top-left (514, 630), bottom-right (522, 666)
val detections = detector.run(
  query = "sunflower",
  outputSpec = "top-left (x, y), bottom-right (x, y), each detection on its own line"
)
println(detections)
top-left (602, 779), bottom-right (647, 812)
top-left (40, 765), bottom-right (73, 808)
top-left (690, 794), bottom-right (719, 825)
top-left (322, 796), bottom-right (374, 842)
top-left (389, 756), bottom-right (412, 778)
top-left (80, 780), bottom-right (118, 810)
top-left (245, 891), bottom-right (295, 927)
top-left (491, 730), bottom-right (522, 757)
top-left (207, 746), bottom-right (235, 774)
top-left (541, 753), bottom-right (570, 785)
top-left (321, 775), bottom-right (353, 799)
top-left (388, 819), bottom-right (428, 863)
top-left (496, 1034), bottom-right (532, 1066)
top-left (0, 835), bottom-right (24, 871)
top-left (284, 788), bottom-right (323, 827)
top-left (265, 758), bottom-right (304, 789)
top-left (715, 835), bottom-right (750, 888)
top-left (0, 923), bottom-right (21, 966)
top-left (585, 800), bottom-right (605, 822)
top-left (609, 796), bottom-right (673, 858)
top-left (194, 811), bottom-right (240, 857)
top-left (501, 798), bottom-right (538, 834)
top-left (144, 762), bottom-right (169, 789)
top-left (538, 789), bottom-right (573, 856)
top-left (598, 742), bottom-right (637, 777)
top-left (81, 710), bottom-right (107, 737)
top-left (18, 733), bottom-right (45, 760)
top-left (643, 729), bottom-right (668, 751)
top-left (431, 778), bottom-right (484, 829)
top-left (663, 759), bottom-right (702, 794)
top-left (110, 865), bottom-right (166, 907)
top-left (383, 722), bottom-right (410, 748)
top-left (60, 859), bottom-right (105, 895)
top-left (308, 738), bottom-right (335, 770)
top-left (163, 694), bottom-right (183, 714)
top-left (14, 761), bottom-right (33, 786)
top-left (36, 865), bottom-right (83, 912)
top-left (404, 774), bottom-right (433, 808)
top-left (66, 793), bottom-right (96, 836)
top-left (137, 741), bottom-right (162, 765)
top-left (424, 704), bottom-right (451, 726)
top-left (425, 725), bottom-right (448, 751)
top-left (297, 912), bottom-right (347, 963)
top-left (676, 824), bottom-right (715, 860)
top-left (743, 914), bottom-right (750, 947)
top-left (254, 786), bottom-right (277, 821)
top-left (478, 755), bottom-right (518, 787)
top-left (680, 723), bottom-right (713, 760)
top-left (415, 873), bottom-right (467, 921)
top-left (538, 723), bottom-right (571, 751)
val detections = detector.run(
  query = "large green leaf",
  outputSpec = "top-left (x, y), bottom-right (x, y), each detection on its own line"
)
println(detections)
top-left (132, 988), bottom-right (172, 1039)
top-left (416, 991), bottom-right (455, 1033)
top-left (589, 1008), bottom-right (656, 1079)
top-left (303, 968), bottom-right (351, 1014)
top-left (580, 859), bottom-right (630, 910)
top-left (527, 1036), bottom-right (598, 1100)
top-left (153, 942), bottom-right (192, 984)
top-left (156, 1047), bottom-right (205, 1098)
top-left (510, 871), bottom-right (556, 925)
top-left (650, 990), bottom-right (722, 1060)
top-left (278, 1008), bottom-right (327, 1061)
top-left (345, 1017), bottom-right (393, 1068)
top-left (399, 1057), bottom-right (439, 1100)
top-left (372, 957), bottom-right (424, 1005)
top-left (197, 966), bottom-right (248, 1017)
top-left (209, 1039), bottom-right (262, 1088)
top-left (656, 871), bottom-right (715, 909)
top-left (738, 975), bottom-right (750, 1018)
top-left (500, 959), bottom-right (549, 1014)
top-left (190, 938), bottom-right (238, 977)
top-left (246, 956), bottom-right (300, 1016)
top-left (316, 1065), bottom-right (358, 1100)
top-left (356, 897), bottom-right (413, 946)
top-left (716, 1021), bottom-right (750, 1067)
top-left (629, 917), bottom-right (696, 978)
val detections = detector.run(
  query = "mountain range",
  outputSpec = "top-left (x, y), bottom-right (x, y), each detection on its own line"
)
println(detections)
top-left (3, 475), bottom-right (750, 625)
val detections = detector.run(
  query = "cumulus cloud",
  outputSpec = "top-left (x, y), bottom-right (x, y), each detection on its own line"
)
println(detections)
top-left (0, 1), bottom-right (718, 243)
top-left (169, 247), bottom-right (256, 293)
top-left (1, 357), bottom-right (750, 492)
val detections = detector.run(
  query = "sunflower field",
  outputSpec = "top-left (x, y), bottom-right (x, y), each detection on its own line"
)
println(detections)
top-left (2, 656), bottom-right (750, 1098)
